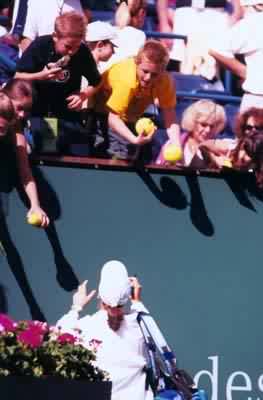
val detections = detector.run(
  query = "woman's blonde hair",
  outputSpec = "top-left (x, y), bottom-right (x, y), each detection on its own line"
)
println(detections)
top-left (0, 92), bottom-right (15, 123)
top-left (135, 39), bottom-right (169, 70)
top-left (115, 0), bottom-right (147, 29)
top-left (54, 11), bottom-right (86, 39)
top-left (181, 99), bottom-right (226, 136)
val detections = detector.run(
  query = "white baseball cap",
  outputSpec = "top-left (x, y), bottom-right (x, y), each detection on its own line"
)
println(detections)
top-left (240, 0), bottom-right (263, 5)
top-left (98, 260), bottom-right (131, 307)
top-left (86, 21), bottom-right (118, 46)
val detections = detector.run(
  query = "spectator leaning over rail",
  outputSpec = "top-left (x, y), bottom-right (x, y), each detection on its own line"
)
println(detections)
top-left (196, 107), bottom-right (263, 188)
top-left (156, 99), bottom-right (226, 169)
top-left (209, 0), bottom-right (263, 112)
top-left (0, 83), bottom-right (49, 227)
top-left (93, 39), bottom-right (181, 162)
top-left (14, 11), bottom-right (101, 154)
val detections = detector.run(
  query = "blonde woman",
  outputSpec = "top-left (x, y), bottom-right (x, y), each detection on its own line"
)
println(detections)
top-left (156, 99), bottom-right (227, 168)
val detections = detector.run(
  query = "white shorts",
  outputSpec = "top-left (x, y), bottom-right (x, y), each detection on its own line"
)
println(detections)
top-left (170, 7), bottom-right (230, 62)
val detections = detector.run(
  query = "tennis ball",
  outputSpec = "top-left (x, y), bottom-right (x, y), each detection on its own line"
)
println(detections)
top-left (135, 117), bottom-right (156, 136)
top-left (163, 144), bottom-right (183, 163)
top-left (223, 158), bottom-right (232, 168)
top-left (27, 213), bottom-right (42, 227)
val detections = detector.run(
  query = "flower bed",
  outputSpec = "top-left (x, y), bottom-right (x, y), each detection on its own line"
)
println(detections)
top-left (0, 314), bottom-right (111, 399)
top-left (0, 313), bottom-right (108, 381)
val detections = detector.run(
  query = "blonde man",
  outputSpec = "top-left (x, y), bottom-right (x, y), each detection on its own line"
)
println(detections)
top-left (94, 39), bottom-right (180, 161)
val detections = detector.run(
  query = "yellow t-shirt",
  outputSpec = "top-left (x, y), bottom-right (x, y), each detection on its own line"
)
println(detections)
top-left (95, 57), bottom-right (176, 123)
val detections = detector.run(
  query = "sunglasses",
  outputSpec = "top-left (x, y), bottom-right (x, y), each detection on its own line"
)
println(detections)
top-left (244, 124), bottom-right (263, 133)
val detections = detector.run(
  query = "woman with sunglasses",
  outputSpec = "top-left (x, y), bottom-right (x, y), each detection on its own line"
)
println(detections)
top-left (198, 107), bottom-right (263, 186)
top-left (1, 78), bottom-right (49, 227)
top-left (230, 108), bottom-right (263, 187)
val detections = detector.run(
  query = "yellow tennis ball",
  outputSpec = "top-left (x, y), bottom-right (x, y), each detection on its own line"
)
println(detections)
top-left (27, 213), bottom-right (42, 227)
top-left (223, 158), bottom-right (233, 168)
top-left (135, 117), bottom-right (155, 136)
top-left (163, 144), bottom-right (183, 163)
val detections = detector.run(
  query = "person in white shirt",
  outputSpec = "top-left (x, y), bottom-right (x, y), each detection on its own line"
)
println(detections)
top-left (101, 0), bottom-right (147, 71)
top-left (156, 0), bottom-right (242, 79)
top-left (209, 0), bottom-right (263, 112)
top-left (56, 260), bottom-right (153, 400)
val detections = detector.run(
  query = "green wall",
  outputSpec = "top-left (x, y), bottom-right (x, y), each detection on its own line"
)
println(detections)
top-left (0, 164), bottom-right (262, 400)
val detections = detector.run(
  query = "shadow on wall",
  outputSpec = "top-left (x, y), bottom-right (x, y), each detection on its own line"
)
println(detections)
top-left (18, 166), bottom-right (80, 292)
top-left (0, 283), bottom-right (8, 313)
top-left (138, 168), bottom-right (263, 237)
top-left (0, 165), bottom-right (80, 321)
top-left (223, 171), bottom-right (263, 212)
top-left (1, 159), bottom-right (263, 319)
top-left (137, 170), bottom-right (214, 237)
top-left (0, 214), bottom-right (46, 321)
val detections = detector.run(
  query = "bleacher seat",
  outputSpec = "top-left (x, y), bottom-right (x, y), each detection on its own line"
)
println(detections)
top-left (90, 10), bottom-right (114, 23)
top-left (171, 71), bottom-right (225, 93)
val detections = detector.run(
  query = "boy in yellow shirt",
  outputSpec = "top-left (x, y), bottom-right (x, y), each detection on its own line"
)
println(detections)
top-left (94, 39), bottom-right (181, 161)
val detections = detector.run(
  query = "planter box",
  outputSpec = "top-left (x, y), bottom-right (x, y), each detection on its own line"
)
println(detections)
top-left (0, 376), bottom-right (112, 400)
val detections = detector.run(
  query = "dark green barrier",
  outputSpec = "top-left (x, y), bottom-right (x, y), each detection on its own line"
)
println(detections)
top-left (0, 160), bottom-right (262, 400)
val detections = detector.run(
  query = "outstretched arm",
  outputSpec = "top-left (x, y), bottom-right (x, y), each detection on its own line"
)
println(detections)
top-left (209, 49), bottom-right (246, 80)
top-left (162, 108), bottom-right (181, 147)
top-left (108, 111), bottom-right (155, 146)
top-left (15, 132), bottom-right (49, 227)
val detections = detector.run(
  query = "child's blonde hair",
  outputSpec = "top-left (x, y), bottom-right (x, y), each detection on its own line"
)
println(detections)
top-left (135, 39), bottom-right (169, 70)
top-left (54, 11), bottom-right (86, 39)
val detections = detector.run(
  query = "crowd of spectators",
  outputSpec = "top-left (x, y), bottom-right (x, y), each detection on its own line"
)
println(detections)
top-left (1, 0), bottom-right (263, 192)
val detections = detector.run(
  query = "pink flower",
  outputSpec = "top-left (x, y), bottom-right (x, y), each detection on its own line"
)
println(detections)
top-left (27, 321), bottom-right (49, 335)
top-left (17, 327), bottom-right (44, 348)
top-left (57, 333), bottom-right (77, 345)
top-left (0, 314), bottom-right (16, 332)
